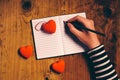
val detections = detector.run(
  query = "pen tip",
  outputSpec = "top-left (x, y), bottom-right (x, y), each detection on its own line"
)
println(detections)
top-left (63, 21), bottom-right (68, 25)
top-left (63, 21), bottom-right (66, 23)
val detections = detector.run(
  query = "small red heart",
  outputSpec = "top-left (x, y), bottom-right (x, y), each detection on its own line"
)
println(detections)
top-left (51, 60), bottom-right (65, 73)
top-left (42, 20), bottom-right (56, 34)
top-left (19, 45), bottom-right (33, 59)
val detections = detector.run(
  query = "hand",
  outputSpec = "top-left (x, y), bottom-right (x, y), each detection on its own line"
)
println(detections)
top-left (67, 16), bottom-right (100, 49)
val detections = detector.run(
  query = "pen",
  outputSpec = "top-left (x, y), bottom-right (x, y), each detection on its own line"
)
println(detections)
top-left (64, 21), bottom-right (106, 37)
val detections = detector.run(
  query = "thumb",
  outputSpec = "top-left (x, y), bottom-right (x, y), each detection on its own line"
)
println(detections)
top-left (67, 23), bottom-right (82, 37)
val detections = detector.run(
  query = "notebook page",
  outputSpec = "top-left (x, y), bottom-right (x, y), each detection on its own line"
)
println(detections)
top-left (31, 16), bottom-right (64, 59)
top-left (59, 13), bottom-right (86, 55)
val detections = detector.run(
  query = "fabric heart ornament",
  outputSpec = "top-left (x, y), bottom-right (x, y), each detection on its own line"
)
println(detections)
top-left (19, 45), bottom-right (33, 59)
top-left (51, 60), bottom-right (65, 73)
top-left (42, 20), bottom-right (56, 34)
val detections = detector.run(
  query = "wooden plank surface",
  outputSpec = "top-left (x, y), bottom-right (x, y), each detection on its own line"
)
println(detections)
top-left (0, 0), bottom-right (119, 80)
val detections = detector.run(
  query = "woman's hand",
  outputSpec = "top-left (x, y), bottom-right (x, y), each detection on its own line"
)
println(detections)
top-left (67, 16), bottom-right (100, 49)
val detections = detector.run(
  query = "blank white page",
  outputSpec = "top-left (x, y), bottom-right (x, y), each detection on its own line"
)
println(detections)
top-left (59, 13), bottom-right (86, 55)
top-left (31, 16), bottom-right (64, 59)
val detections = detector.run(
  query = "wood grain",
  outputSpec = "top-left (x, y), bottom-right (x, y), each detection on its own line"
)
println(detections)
top-left (0, 0), bottom-right (119, 80)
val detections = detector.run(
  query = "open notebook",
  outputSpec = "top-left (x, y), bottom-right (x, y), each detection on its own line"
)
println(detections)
top-left (31, 12), bottom-right (86, 59)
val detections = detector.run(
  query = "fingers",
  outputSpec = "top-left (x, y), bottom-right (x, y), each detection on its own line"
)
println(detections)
top-left (67, 23), bottom-right (83, 37)
top-left (67, 16), bottom-right (87, 26)
top-left (68, 15), bottom-right (86, 22)
top-left (67, 15), bottom-right (95, 30)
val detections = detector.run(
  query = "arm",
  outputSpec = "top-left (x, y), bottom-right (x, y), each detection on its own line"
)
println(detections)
top-left (67, 16), bottom-right (119, 80)
top-left (87, 44), bottom-right (119, 80)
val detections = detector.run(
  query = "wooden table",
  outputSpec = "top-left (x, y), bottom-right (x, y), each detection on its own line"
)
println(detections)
top-left (0, 0), bottom-right (120, 80)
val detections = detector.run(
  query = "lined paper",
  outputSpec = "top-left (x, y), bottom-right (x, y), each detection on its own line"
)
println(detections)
top-left (32, 17), bottom-right (64, 59)
top-left (31, 12), bottom-right (86, 59)
top-left (59, 13), bottom-right (86, 55)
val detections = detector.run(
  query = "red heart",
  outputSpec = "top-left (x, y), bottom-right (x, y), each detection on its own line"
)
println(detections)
top-left (42, 20), bottom-right (56, 34)
top-left (19, 45), bottom-right (33, 59)
top-left (51, 60), bottom-right (65, 73)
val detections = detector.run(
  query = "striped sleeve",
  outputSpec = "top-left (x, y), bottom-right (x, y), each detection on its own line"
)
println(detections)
top-left (87, 44), bottom-right (119, 80)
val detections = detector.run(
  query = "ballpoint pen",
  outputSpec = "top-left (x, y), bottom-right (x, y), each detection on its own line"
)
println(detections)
top-left (64, 21), bottom-right (106, 37)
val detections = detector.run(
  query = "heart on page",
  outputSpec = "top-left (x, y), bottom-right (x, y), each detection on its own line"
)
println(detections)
top-left (51, 60), bottom-right (65, 73)
top-left (42, 20), bottom-right (56, 34)
top-left (19, 45), bottom-right (33, 59)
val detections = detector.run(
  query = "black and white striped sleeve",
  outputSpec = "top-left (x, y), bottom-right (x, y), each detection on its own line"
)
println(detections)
top-left (86, 44), bottom-right (119, 80)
